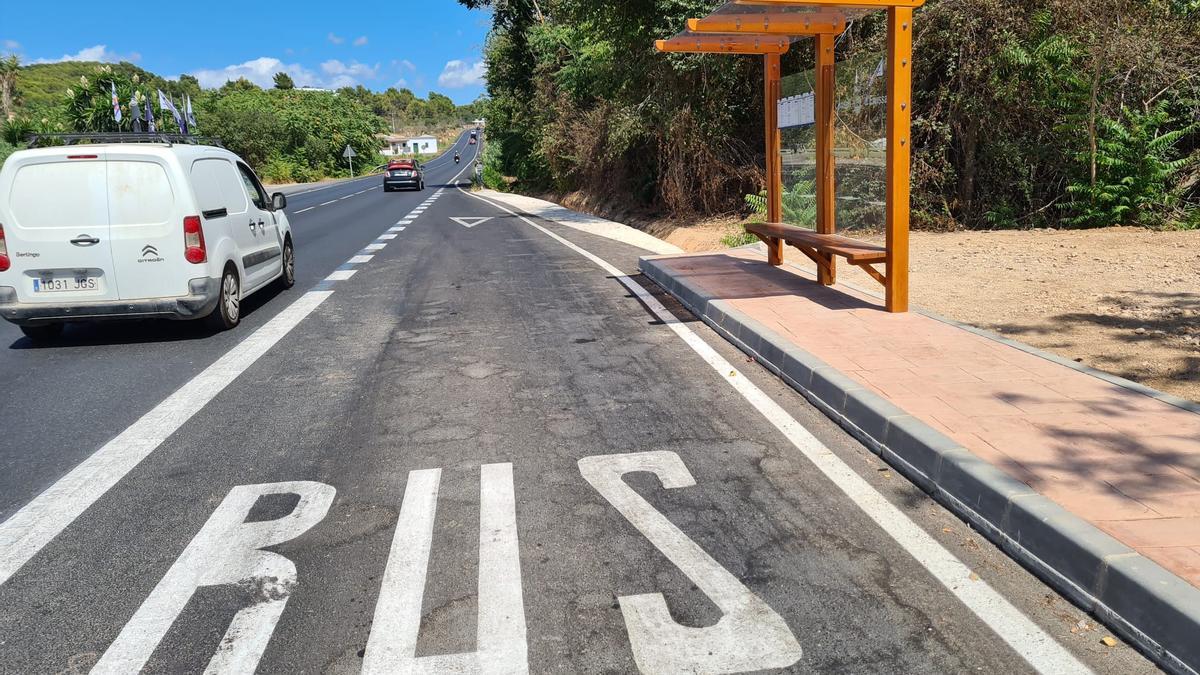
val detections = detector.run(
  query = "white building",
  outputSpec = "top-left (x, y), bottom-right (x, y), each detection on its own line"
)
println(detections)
top-left (378, 134), bottom-right (440, 156)
top-left (404, 135), bottom-right (439, 154)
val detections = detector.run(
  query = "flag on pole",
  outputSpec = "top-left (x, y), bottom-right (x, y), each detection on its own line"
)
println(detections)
top-left (185, 95), bottom-right (197, 132)
top-left (111, 82), bottom-right (122, 123)
top-left (145, 96), bottom-right (157, 134)
top-left (158, 89), bottom-right (184, 132)
top-left (130, 92), bottom-right (143, 133)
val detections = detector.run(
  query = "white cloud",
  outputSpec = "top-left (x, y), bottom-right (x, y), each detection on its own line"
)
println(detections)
top-left (320, 59), bottom-right (380, 88)
top-left (3, 39), bottom-right (19, 51)
top-left (327, 32), bottom-right (345, 45)
top-left (437, 59), bottom-right (486, 88)
top-left (191, 57), bottom-right (378, 90)
top-left (33, 44), bottom-right (140, 64)
top-left (394, 79), bottom-right (408, 88)
top-left (400, 59), bottom-right (416, 72)
top-left (353, 36), bottom-right (368, 47)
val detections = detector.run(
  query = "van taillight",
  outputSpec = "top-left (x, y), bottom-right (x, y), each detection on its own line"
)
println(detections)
top-left (183, 216), bottom-right (206, 264)
top-left (0, 224), bottom-right (8, 272)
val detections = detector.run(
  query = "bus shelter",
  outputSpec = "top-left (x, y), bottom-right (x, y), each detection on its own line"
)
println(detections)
top-left (656, 0), bottom-right (924, 312)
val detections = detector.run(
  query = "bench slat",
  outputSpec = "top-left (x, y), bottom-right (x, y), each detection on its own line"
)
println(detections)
top-left (745, 222), bottom-right (886, 264)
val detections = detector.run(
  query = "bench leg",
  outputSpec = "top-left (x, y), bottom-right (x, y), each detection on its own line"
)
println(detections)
top-left (818, 255), bottom-right (836, 286)
top-left (766, 236), bottom-right (784, 266)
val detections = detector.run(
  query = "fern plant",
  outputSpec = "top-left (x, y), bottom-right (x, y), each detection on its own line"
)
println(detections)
top-left (1062, 103), bottom-right (1197, 228)
top-left (745, 178), bottom-right (818, 227)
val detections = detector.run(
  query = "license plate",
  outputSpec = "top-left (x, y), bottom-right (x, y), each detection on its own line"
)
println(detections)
top-left (33, 275), bottom-right (100, 293)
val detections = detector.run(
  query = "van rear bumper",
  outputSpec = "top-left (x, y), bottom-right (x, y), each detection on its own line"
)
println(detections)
top-left (0, 277), bottom-right (221, 325)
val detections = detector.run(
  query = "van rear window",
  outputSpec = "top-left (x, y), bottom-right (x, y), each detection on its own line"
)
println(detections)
top-left (191, 158), bottom-right (249, 216)
top-left (107, 161), bottom-right (174, 226)
top-left (10, 161), bottom-right (108, 230)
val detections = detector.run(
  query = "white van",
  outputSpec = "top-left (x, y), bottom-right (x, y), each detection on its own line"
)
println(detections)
top-left (0, 141), bottom-right (295, 342)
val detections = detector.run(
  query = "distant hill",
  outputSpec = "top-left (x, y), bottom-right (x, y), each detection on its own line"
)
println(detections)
top-left (15, 61), bottom-right (181, 113)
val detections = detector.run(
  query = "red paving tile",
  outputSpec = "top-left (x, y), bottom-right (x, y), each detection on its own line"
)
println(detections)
top-left (652, 250), bottom-right (1200, 587)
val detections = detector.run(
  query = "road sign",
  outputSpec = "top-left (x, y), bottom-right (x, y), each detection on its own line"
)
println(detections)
top-left (342, 145), bottom-right (357, 158)
top-left (450, 217), bottom-right (493, 228)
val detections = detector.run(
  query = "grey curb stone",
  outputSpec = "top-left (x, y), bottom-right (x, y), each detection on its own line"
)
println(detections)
top-left (638, 254), bottom-right (1200, 675)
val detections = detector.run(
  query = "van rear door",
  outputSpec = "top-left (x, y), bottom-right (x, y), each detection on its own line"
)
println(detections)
top-left (4, 152), bottom-right (120, 304)
top-left (105, 152), bottom-right (190, 301)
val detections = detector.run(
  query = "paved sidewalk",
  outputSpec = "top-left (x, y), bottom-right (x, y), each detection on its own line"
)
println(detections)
top-left (646, 249), bottom-right (1200, 587)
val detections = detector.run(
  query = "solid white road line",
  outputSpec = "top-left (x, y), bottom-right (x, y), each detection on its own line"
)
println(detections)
top-left (294, 207), bottom-right (315, 214)
top-left (326, 270), bottom-right (358, 281)
top-left (363, 463), bottom-right (527, 673)
top-left (364, 243), bottom-right (387, 252)
top-left (348, 255), bottom-right (374, 264)
top-left (0, 291), bottom-right (334, 587)
top-left (457, 187), bottom-right (1092, 675)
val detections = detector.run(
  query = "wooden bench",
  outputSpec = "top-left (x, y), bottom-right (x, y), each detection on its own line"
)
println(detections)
top-left (745, 221), bottom-right (888, 287)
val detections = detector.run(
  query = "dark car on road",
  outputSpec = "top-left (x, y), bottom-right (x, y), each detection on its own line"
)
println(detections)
top-left (383, 159), bottom-right (424, 192)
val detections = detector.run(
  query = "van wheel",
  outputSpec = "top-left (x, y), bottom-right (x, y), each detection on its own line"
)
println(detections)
top-left (20, 323), bottom-right (64, 343)
top-left (206, 266), bottom-right (241, 331)
top-left (277, 238), bottom-right (296, 290)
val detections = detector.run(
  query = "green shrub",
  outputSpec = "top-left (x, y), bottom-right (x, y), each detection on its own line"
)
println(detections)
top-left (1062, 103), bottom-right (1198, 228)
top-left (720, 230), bottom-right (758, 248)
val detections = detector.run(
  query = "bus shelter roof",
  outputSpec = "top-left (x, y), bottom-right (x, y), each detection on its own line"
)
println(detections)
top-left (656, 0), bottom-right (924, 53)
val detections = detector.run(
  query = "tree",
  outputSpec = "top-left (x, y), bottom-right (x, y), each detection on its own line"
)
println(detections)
top-left (0, 55), bottom-right (19, 121)
top-left (273, 72), bottom-right (295, 90)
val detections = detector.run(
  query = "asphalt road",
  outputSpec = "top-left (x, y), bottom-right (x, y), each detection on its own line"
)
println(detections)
top-left (0, 133), bottom-right (1160, 674)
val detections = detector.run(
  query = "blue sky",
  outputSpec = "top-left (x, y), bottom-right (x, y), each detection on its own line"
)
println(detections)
top-left (1, 0), bottom-right (492, 104)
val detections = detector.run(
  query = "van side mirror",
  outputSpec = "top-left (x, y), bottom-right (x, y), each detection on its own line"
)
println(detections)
top-left (271, 192), bottom-right (287, 211)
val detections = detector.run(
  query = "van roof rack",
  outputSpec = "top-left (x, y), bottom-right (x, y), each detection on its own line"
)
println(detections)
top-left (25, 133), bottom-right (225, 149)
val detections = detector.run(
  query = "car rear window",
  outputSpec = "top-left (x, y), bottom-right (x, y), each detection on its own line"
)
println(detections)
top-left (107, 161), bottom-right (175, 226)
top-left (9, 161), bottom-right (109, 230)
top-left (389, 162), bottom-right (414, 169)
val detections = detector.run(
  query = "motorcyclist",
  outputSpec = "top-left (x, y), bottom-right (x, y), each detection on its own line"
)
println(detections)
top-left (454, 152), bottom-right (461, 164)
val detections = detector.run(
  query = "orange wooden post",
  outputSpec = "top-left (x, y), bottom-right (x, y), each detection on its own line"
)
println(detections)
top-left (815, 32), bottom-right (837, 285)
top-left (885, 7), bottom-right (913, 312)
top-left (764, 52), bottom-right (784, 265)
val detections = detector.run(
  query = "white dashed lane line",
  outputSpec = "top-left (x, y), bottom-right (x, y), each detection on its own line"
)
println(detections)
top-left (348, 254), bottom-right (374, 264)
top-left (364, 243), bottom-right (387, 252)
top-left (319, 200), bottom-right (337, 207)
top-left (295, 207), bottom-right (315, 214)
top-left (379, 234), bottom-right (398, 240)
top-left (325, 270), bottom-right (358, 281)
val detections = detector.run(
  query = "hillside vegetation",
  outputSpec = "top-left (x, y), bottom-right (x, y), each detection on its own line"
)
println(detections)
top-left (464, 0), bottom-right (1200, 230)
top-left (0, 60), bottom-right (485, 182)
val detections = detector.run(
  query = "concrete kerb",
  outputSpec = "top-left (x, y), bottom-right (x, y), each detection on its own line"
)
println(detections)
top-left (638, 254), bottom-right (1200, 675)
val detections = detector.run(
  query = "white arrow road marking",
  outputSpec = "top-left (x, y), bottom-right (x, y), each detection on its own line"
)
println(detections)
top-left (580, 451), bottom-right (803, 673)
top-left (450, 217), bottom-right (494, 229)
top-left (363, 463), bottom-right (528, 674)
top-left (0, 291), bottom-right (333, 587)
top-left (92, 481), bottom-right (336, 674)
